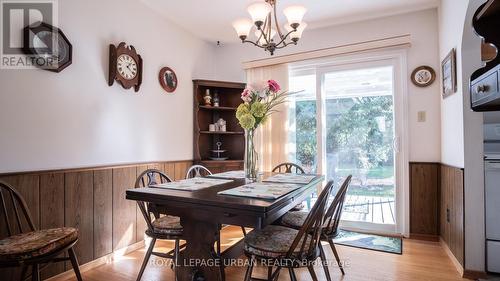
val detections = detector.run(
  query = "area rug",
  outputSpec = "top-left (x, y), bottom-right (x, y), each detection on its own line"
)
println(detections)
top-left (333, 229), bottom-right (402, 255)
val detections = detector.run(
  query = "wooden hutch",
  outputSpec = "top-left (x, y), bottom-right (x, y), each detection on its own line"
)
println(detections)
top-left (193, 79), bottom-right (246, 173)
top-left (470, 0), bottom-right (500, 111)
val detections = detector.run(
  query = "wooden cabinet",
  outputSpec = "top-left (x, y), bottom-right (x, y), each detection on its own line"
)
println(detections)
top-left (193, 80), bottom-right (246, 173)
top-left (409, 163), bottom-right (439, 239)
top-left (471, 0), bottom-right (500, 111)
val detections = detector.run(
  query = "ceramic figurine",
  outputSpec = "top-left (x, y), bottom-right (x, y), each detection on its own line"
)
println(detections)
top-left (203, 89), bottom-right (212, 106)
top-left (213, 92), bottom-right (220, 107)
top-left (217, 118), bottom-right (226, 132)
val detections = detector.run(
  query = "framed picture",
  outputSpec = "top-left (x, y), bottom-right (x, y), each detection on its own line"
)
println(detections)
top-left (441, 48), bottom-right (457, 98)
top-left (159, 67), bottom-right (178, 93)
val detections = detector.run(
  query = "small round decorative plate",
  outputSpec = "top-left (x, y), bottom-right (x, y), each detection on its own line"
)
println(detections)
top-left (411, 66), bottom-right (436, 87)
top-left (159, 67), bottom-right (178, 93)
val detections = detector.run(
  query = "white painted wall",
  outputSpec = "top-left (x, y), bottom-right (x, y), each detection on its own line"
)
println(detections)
top-left (214, 9), bottom-right (442, 163)
top-left (438, 0), bottom-right (467, 168)
top-left (0, 0), bottom-right (216, 173)
top-left (461, 0), bottom-right (487, 273)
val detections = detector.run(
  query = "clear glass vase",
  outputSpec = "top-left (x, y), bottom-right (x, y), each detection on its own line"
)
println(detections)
top-left (244, 129), bottom-right (259, 181)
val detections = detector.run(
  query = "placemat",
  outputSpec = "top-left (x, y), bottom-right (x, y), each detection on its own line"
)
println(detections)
top-left (263, 173), bottom-right (316, 184)
top-left (151, 178), bottom-right (233, 191)
top-left (218, 182), bottom-right (301, 200)
top-left (209, 170), bottom-right (246, 179)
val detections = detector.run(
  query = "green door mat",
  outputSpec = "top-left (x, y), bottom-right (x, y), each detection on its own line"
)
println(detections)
top-left (333, 229), bottom-right (402, 254)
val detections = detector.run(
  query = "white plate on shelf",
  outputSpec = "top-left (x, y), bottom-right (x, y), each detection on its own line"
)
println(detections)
top-left (210, 157), bottom-right (229, 161)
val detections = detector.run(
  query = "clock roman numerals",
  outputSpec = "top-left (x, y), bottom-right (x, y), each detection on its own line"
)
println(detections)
top-left (117, 54), bottom-right (137, 80)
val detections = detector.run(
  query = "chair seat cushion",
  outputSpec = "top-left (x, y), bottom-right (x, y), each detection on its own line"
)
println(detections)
top-left (0, 227), bottom-right (78, 261)
top-left (244, 225), bottom-right (314, 259)
top-left (281, 211), bottom-right (308, 229)
top-left (282, 211), bottom-right (338, 237)
top-left (152, 215), bottom-right (183, 236)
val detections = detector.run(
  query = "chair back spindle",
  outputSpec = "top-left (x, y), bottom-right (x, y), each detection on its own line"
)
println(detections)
top-left (323, 175), bottom-right (352, 237)
top-left (286, 180), bottom-right (335, 260)
top-left (272, 162), bottom-right (305, 174)
top-left (185, 165), bottom-right (212, 179)
top-left (134, 169), bottom-right (173, 232)
top-left (0, 181), bottom-right (36, 237)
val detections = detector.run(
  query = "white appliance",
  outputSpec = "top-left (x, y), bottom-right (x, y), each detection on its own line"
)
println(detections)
top-left (484, 123), bottom-right (500, 273)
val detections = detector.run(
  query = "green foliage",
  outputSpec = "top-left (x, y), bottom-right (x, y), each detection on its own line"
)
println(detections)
top-left (294, 96), bottom-right (394, 172)
top-left (325, 96), bottom-right (394, 170)
top-left (295, 100), bottom-right (317, 168)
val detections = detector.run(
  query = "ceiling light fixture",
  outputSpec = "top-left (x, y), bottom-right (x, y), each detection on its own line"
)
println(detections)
top-left (232, 0), bottom-right (307, 56)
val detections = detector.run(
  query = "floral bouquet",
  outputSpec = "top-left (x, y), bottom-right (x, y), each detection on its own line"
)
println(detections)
top-left (235, 79), bottom-right (290, 180)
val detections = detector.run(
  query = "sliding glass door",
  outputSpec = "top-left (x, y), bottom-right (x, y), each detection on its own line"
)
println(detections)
top-left (289, 55), bottom-right (407, 234)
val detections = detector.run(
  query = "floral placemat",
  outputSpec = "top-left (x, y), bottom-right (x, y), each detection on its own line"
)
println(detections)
top-left (208, 170), bottom-right (246, 179)
top-left (263, 173), bottom-right (316, 184)
top-left (218, 182), bottom-right (301, 200)
top-left (151, 178), bottom-right (233, 191)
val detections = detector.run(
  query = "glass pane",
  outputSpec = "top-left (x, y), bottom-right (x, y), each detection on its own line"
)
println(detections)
top-left (288, 73), bottom-right (317, 174)
top-left (324, 66), bottom-right (395, 225)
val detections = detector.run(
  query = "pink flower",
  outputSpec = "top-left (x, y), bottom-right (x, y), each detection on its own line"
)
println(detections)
top-left (241, 88), bottom-right (252, 103)
top-left (267, 79), bottom-right (281, 92)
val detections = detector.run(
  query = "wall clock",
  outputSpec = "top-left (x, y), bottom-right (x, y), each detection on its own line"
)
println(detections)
top-left (158, 67), bottom-right (178, 93)
top-left (411, 66), bottom-right (436, 87)
top-left (108, 42), bottom-right (143, 92)
top-left (22, 21), bottom-right (72, 72)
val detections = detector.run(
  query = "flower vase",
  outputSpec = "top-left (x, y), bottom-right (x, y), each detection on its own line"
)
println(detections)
top-left (244, 129), bottom-right (259, 181)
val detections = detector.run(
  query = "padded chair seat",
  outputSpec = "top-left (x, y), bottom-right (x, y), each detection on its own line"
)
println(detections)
top-left (244, 225), bottom-right (314, 259)
top-left (282, 211), bottom-right (338, 237)
top-left (151, 215), bottom-right (183, 236)
top-left (0, 227), bottom-right (78, 261)
top-left (281, 211), bottom-right (310, 229)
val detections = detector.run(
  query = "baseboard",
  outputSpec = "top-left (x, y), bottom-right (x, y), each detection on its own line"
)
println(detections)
top-left (462, 270), bottom-right (488, 280)
top-left (410, 233), bottom-right (440, 242)
top-left (440, 238), bottom-right (465, 277)
top-left (46, 240), bottom-right (145, 281)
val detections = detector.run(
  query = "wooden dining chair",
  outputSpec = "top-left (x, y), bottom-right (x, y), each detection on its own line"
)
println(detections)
top-left (0, 181), bottom-right (82, 281)
top-left (185, 164), bottom-right (212, 178)
top-left (272, 162), bottom-right (305, 174)
top-left (280, 175), bottom-right (352, 280)
top-left (272, 162), bottom-right (309, 210)
top-left (242, 180), bottom-right (335, 281)
top-left (135, 169), bottom-right (183, 281)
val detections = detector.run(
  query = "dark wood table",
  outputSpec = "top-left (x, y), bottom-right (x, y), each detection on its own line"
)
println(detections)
top-left (126, 173), bottom-right (324, 281)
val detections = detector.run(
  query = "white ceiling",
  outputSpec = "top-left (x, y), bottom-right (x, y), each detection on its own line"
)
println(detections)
top-left (140, 0), bottom-right (439, 43)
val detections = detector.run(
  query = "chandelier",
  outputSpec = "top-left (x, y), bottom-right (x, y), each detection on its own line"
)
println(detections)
top-left (232, 0), bottom-right (307, 55)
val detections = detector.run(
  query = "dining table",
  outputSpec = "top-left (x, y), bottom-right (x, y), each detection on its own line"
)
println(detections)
top-left (125, 172), bottom-right (324, 281)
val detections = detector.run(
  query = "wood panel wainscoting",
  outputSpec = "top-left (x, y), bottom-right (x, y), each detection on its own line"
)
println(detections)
top-left (0, 160), bottom-right (192, 281)
top-left (409, 162), bottom-right (440, 241)
top-left (409, 162), bottom-right (466, 276)
top-left (439, 164), bottom-right (465, 269)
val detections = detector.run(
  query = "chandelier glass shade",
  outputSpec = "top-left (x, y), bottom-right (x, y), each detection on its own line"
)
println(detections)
top-left (232, 0), bottom-right (307, 55)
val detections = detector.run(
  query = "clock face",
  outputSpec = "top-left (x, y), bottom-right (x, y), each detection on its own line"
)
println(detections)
top-left (117, 54), bottom-right (137, 80)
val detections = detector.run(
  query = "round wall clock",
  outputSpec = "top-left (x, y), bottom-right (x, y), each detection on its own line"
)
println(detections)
top-left (159, 67), bottom-right (178, 93)
top-left (22, 21), bottom-right (72, 72)
top-left (108, 42), bottom-right (143, 92)
top-left (411, 66), bottom-right (436, 87)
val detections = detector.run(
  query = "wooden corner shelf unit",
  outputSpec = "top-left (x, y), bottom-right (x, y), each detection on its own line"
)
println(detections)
top-left (193, 79), bottom-right (246, 173)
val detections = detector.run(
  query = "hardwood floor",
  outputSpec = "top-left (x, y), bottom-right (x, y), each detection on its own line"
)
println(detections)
top-left (50, 226), bottom-right (469, 281)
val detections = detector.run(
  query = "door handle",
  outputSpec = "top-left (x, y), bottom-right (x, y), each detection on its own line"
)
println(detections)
top-left (393, 136), bottom-right (400, 153)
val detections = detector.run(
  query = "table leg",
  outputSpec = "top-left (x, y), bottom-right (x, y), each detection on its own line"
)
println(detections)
top-left (177, 217), bottom-right (223, 281)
